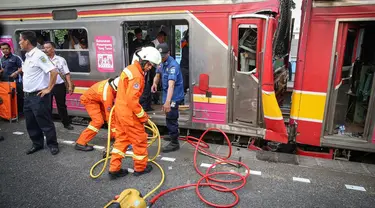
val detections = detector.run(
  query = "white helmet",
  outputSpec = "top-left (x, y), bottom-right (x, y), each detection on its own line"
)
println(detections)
top-left (135, 46), bottom-right (162, 67)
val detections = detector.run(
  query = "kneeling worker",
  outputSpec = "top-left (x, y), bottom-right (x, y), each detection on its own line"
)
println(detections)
top-left (75, 77), bottom-right (119, 151)
top-left (109, 46), bottom-right (161, 179)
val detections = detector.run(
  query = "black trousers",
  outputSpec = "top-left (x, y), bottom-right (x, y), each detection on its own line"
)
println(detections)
top-left (140, 74), bottom-right (152, 110)
top-left (140, 68), bottom-right (155, 110)
top-left (24, 93), bottom-right (58, 148)
top-left (16, 82), bottom-right (24, 115)
top-left (51, 83), bottom-right (70, 126)
top-left (166, 100), bottom-right (181, 141)
top-left (181, 67), bottom-right (189, 93)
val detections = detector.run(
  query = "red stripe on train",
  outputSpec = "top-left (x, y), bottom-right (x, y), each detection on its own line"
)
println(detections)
top-left (0, 13), bottom-right (51, 19)
top-left (193, 86), bottom-right (227, 96)
top-left (72, 80), bottom-right (99, 88)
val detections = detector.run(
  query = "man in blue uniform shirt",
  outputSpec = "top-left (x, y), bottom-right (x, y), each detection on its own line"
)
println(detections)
top-left (0, 42), bottom-right (24, 115)
top-left (151, 43), bottom-right (184, 153)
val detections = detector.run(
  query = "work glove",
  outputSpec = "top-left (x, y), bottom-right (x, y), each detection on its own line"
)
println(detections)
top-left (139, 113), bottom-right (149, 125)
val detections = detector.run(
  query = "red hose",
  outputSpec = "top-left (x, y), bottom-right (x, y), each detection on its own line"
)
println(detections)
top-left (149, 128), bottom-right (250, 207)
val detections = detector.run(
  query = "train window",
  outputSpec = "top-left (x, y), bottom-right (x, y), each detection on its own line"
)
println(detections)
top-left (237, 24), bottom-right (257, 72)
top-left (14, 29), bottom-right (90, 73)
top-left (53, 29), bottom-right (90, 73)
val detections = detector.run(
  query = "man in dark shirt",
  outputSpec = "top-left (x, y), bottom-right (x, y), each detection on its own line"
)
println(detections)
top-left (180, 30), bottom-right (189, 93)
top-left (129, 28), bottom-right (145, 59)
top-left (0, 42), bottom-right (24, 115)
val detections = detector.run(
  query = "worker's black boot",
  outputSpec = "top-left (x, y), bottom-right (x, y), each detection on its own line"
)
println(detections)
top-left (75, 143), bottom-right (94, 151)
top-left (162, 138), bottom-right (180, 153)
top-left (163, 135), bottom-right (171, 141)
top-left (133, 164), bottom-right (153, 177)
top-left (109, 169), bottom-right (129, 179)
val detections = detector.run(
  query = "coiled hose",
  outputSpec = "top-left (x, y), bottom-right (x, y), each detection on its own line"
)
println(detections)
top-left (148, 128), bottom-right (251, 208)
top-left (89, 105), bottom-right (165, 200)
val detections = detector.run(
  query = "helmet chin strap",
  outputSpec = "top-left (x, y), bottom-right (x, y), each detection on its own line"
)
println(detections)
top-left (140, 60), bottom-right (148, 71)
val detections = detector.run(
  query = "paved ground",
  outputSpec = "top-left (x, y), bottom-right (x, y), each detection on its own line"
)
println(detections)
top-left (1, 119), bottom-right (375, 208)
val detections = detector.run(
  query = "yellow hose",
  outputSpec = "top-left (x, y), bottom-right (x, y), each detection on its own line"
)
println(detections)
top-left (89, 105), bottom-right (165, 200)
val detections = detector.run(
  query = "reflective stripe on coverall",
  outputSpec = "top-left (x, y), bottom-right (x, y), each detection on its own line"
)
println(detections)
top-left (109, 61), bottom-right (149, 172)
top-left (76, 79), bottom-right (117, 146)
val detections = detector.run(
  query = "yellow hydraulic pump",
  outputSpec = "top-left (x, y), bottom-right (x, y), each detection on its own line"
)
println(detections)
top-left (104, 188), bottom-right (147, 208)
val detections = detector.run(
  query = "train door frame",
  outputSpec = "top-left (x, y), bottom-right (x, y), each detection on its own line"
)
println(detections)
top-left (123, 22), bottom-right (131, 66)
top-left (323, 18), bottom-right (375, 151)
top-left (228, 14), bottom-right (268, 128)
top-left (121, 15), bottom-right (191, 125)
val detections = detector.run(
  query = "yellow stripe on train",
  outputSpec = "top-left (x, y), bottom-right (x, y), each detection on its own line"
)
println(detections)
top-left (192, 94), bottom-right (226, 104)
top-left (73, 87), bottom-right (89, 94)
top-left (262, 91), bottom-right (283, 120)
top-left (290, 90), bottom-right (326, 122)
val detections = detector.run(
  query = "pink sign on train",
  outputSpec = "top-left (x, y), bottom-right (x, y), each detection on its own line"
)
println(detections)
top-left (95, 36), bottom-right (115, 73)
top-left (0, 36), bottom-right (15, 58)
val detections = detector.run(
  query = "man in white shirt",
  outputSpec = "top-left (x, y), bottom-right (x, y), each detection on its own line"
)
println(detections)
top-left (44, 41), bottom-right (74, 130)
top-left (151, 31), bottom-right (167, 48)
top-left (19, 31), bottom-right (59, 155)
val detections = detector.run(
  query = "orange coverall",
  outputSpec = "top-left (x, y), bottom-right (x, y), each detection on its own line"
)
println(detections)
top-left (109, 61), bottom-right (149, 173)
top-left (76, 79), bottom-right (117, 146)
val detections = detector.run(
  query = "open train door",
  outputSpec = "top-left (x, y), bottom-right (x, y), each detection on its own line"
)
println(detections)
top-left (230, 15), bottom-right (264, 126)
top-left (229, 14), bottom-right (288, 143)
top-left (323, 20), bottom-right (375, 152)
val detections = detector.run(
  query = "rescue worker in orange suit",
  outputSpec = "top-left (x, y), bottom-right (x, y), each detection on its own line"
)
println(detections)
top-left (109, 46), bottom-right (161, 179)
top-left (75, 77), bottom-right (119, 151)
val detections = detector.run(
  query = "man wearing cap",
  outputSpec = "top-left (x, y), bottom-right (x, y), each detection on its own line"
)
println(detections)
top-left (151, 43), bottom-right (184, 153)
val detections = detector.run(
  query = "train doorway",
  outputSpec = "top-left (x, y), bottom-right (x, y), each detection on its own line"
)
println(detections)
top-left (324, 20), bottom-right (375, 151)
top-left (122, 20), bottom-right (190, 124)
